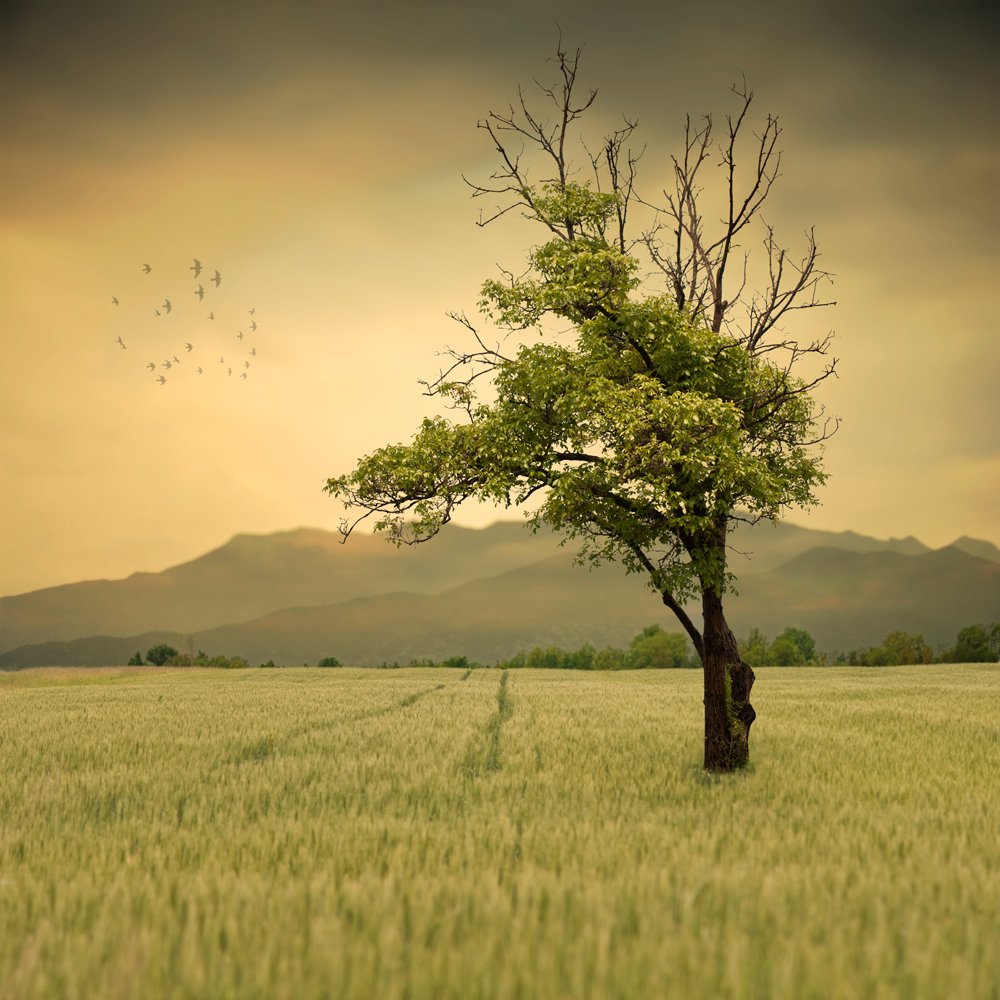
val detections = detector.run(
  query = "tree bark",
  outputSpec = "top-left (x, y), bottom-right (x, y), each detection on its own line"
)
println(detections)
top-left (701, 587), bottom-right (756, 771)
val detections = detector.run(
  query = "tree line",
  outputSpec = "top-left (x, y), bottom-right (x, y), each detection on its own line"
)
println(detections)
top-left (127, 621), bottom-right (998, 673)
top-left (127, 645), bottom-right (339, 669)
top-left (490, 621), bottom-right (999, 671)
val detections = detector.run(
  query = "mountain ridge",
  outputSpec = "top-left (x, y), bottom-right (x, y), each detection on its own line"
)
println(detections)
top-left (2, 536), bottom-right (997, 668)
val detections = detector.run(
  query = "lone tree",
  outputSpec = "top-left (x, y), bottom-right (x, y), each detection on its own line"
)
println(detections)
top-left (326, 46), bottom-right (836, 771)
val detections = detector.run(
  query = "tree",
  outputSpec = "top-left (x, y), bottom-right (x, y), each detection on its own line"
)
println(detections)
top-left (326, 46), bottom-right (836, 772)
top-left (628, 624), bottom-right (692, 669)
top-left (874, 630), bottom-right (933, 666)
top-left (946, 625), bottom-right (999, 663)
top-left (768, 626), bottom-right (817, 666)
top-left (145, 643), bottom-right (178, 666)
top-left (739, 628), bottom-right (769, 668)
top-left (127, 651), bottom-right (143, 666)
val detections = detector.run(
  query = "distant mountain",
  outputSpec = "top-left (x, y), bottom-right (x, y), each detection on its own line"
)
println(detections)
top-left (2, 519), bottom-right (976, 658)
top-left (0, 523), bottom-right (564, 654)
top-left (725, 545), bottom-right (1000, 653)
top-left (2, 541), bottom-right (998, 668)
top-left (948, 536), bottom-right (1000, 564)
top-left (725, 519), bottom-right (930, 572)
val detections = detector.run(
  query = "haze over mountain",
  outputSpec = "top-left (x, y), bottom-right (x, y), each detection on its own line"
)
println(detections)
top-left (1, 521), bottom-right (997, 668)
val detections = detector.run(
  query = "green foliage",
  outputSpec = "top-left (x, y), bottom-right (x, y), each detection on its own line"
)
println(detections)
top-left (145, 644), bottom-right (178, 666)
top-left (738, 628), bottom-right (770, 667)
top-left (496, 625), bottom-right (693, 671)
top-left (327, 179), bottom-right (828, 608)
top-left (627, 624), bottom-right (693, 669)
top-left (328, 273), bottom-right (827, 601)
top-left (768, 626), bottom-right (818, 666)
top-left (866, 631), bottom-right (934, 666)
top-left (945, 623), bottom-right (999, 663)
top-left (836, 624), bottom-right (996, 666)
top-left (317, 656), bottom-right (341, 668)
top-left (127, 651), bottom-right (143, 666)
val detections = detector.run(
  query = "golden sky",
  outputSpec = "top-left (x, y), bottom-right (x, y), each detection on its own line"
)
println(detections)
top-left (2, 0), bottom-right (998, 596)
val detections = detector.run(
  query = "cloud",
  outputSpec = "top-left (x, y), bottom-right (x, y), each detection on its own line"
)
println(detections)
top-left (1, 0), bottom-right (998, 594)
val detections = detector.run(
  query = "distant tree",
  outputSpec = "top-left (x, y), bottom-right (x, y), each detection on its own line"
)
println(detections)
top-left (326, 47), bottom-right (836, 771)
top-left (127, 651), bottom-right (143, 666)
top-left (628, 624), bottom-right (691, 668)
top-left (145, 644), bottom-right (179, 666)
top-left (317, 656), bottom-right (341, 668)
top-left (525, 647), bottom-right (565, 669)
top-left (593, 647), bottom-right (629, 672)
top-left (767, 635), bottom-right (805, 666)
top-left (738, 628), bottom-right (770, 667)
top-left (562, 644), bottom-right (596, 670)
top-left (443, 655), bottom-right (470, 669)
top-left (872, 631), bottom-right (933, 666)
top-left (765, 627), bottom-right (817, 666)
top-left (946, 625), bottom-right (999, 663)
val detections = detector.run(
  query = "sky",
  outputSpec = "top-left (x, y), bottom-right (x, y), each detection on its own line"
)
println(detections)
top-left (1, 0), bottom-right (998, 597)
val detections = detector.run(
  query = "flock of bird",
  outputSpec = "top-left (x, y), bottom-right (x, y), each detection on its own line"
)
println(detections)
top-left (110, 259), bottom-right (260, 386)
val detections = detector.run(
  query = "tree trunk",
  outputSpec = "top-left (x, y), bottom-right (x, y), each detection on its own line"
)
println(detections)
top-left (701, 587), bottom-right (756, 771)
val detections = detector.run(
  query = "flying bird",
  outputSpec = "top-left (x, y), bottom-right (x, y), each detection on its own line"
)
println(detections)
top-left (155, 308), bottom-right (161, 316)
top-left (196, 367), bottom-right (204, 375)
top-left (111, 296), bottom-right (119, 306)
top-left (249, 320), bottom-right (257, 332)
top-left (190, 259), bottom-right (203, 278)
top-left (162, 299), bottom-right (172, 314)
top-left (172, 355), bottom-right (181, 364)
top-left (184, 342), bottom-right (193, 352)
top-left (163, 360), bottom-right (172, 369)
top-left (211, 270), bottom-right (222, 287)
top-left (142, 264), bottom-right (152, 274)
top-left (241, 372), bottom-right (247, 380)
top-left (195, 284), bottom-right (205, 300)
top-left (243, 360), bottom-right (250, 369)
top-left (250, 347), bottom-right (256, 357)
top-left (237, 330), bottom-right (244, 340)
top-left (249, 307), bottom-right (255, 315)
top-left (115, 336), bottom-right (126, 349)
top-left (146, 362), bottom-right (156, 371)
top-left (207, 312), bottom-right (215, 321)
top-left (218, 355), bottom-right (224, 363)
top-left (157, 375), bottom-right (166, 384)
top-left (227, 367), bottom-right (232, 376)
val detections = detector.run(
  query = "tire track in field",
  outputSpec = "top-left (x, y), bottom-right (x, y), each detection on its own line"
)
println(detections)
top-left (259, 683), bottom-right (447, 755)
top-left (461, 670), bottom-right (513, 778)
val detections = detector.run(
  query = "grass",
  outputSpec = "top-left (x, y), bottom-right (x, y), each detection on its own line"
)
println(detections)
top-left (1, 664), bottom-right (998, 999)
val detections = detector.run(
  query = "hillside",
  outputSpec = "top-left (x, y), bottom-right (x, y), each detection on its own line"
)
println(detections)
top-left (3, 518), bottom-right (986, 656)
top-left (2, 542), bottom-right (997, 667)
top-left (0, 522), bottom-right (563, 653)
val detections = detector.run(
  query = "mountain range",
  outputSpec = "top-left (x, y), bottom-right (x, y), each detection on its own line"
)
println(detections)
top-left (1, 521), bottom-right (998, 667)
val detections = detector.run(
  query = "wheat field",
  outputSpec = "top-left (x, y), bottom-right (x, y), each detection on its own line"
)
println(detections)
top-left (1, 664), bottom-right (997, 999)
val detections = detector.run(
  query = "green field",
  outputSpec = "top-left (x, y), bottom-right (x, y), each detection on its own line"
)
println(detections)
top-left (2, 665), bottom-right (998, 999)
